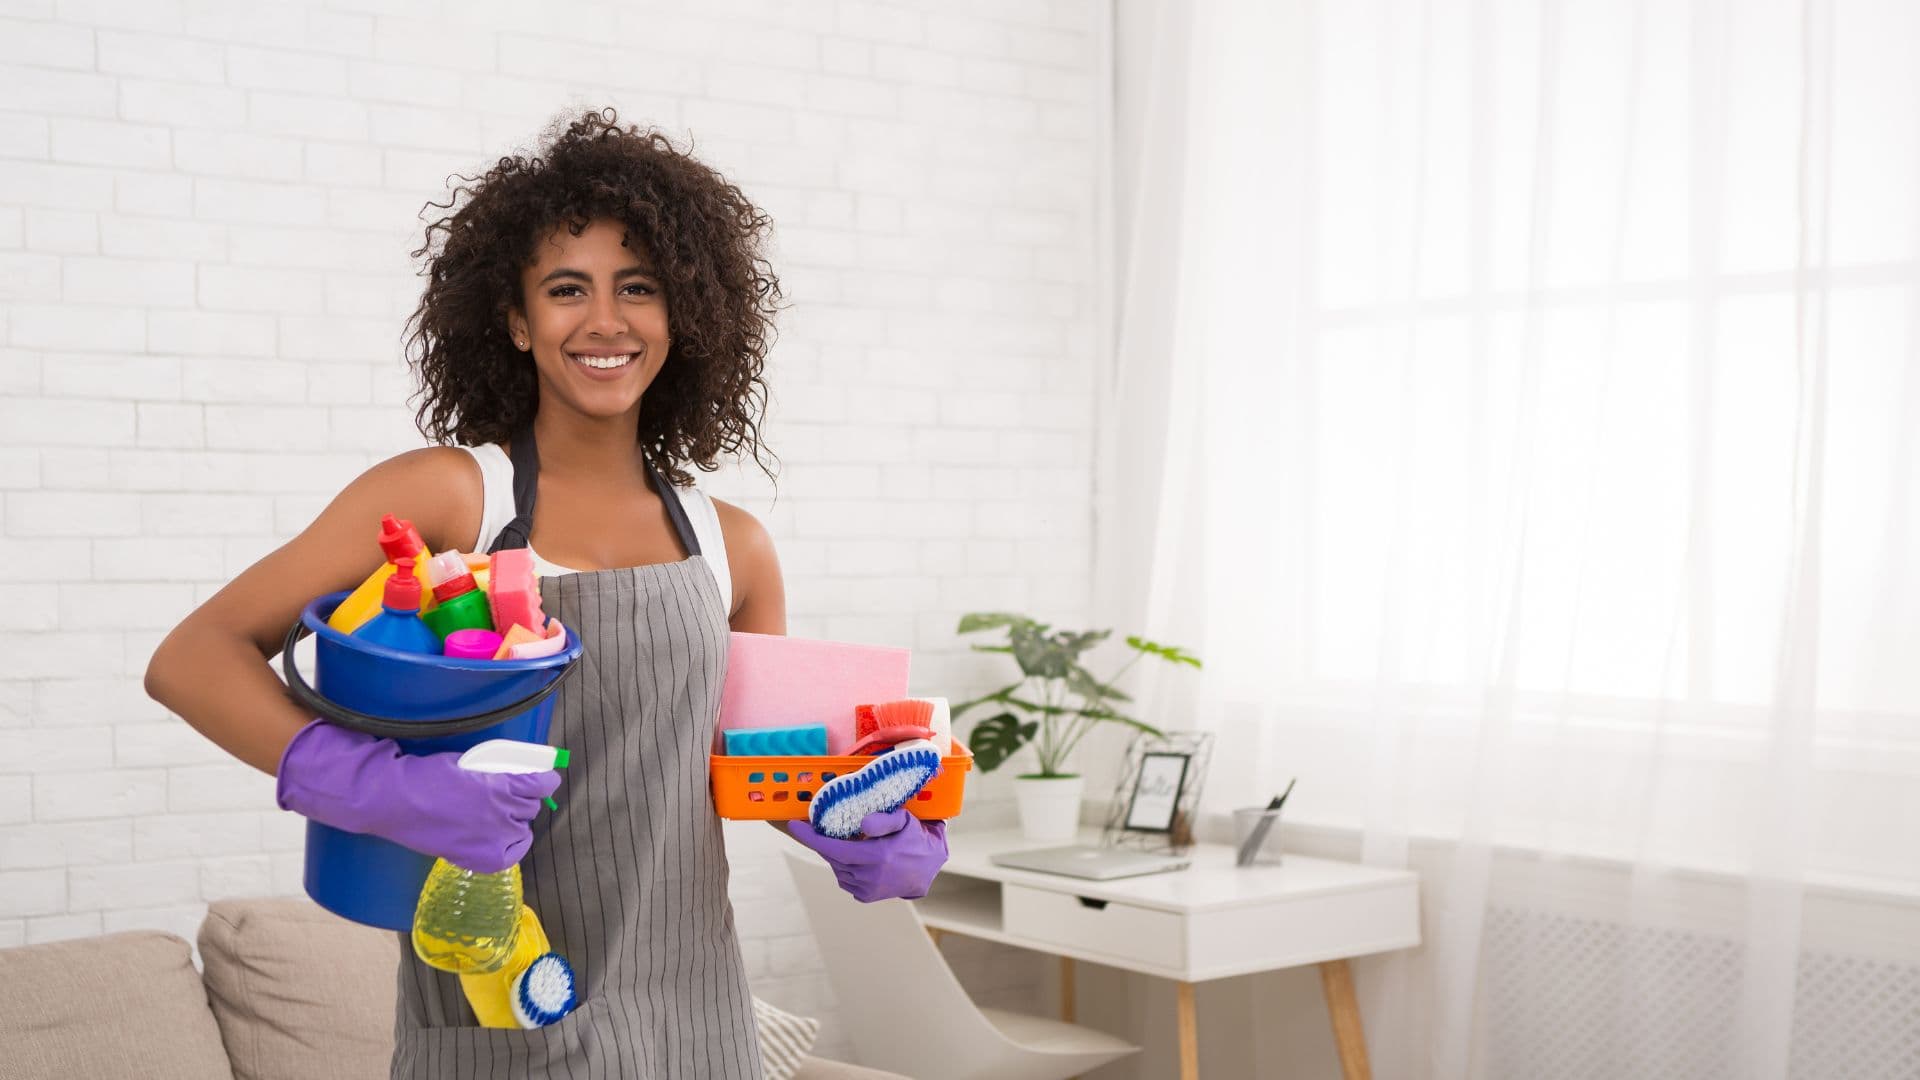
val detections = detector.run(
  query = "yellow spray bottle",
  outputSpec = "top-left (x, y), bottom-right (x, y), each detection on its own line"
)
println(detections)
top-left (411, 740), bottom-right (579, 1029)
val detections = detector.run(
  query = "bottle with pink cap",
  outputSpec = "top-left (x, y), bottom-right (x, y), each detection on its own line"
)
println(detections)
top-left (443, 629), bottom-right (505, 660)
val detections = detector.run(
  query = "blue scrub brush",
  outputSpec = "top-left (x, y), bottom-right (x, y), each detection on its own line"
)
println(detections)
top-left (511, 952), bottom-right (579, 1028)
top-left (809, 738), bottom-right (943, 839)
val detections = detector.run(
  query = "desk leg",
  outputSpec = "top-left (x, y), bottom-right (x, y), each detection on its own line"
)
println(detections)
top-left (1318, 959), bottom-right (1371, 1080)
top-left (1176, 980), bottom-right (1199, 1080)
top-left (1061, 956), bottom-right (1075, 1022)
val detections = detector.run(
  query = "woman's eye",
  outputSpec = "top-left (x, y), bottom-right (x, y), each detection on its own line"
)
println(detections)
top-left (547, 284), bottom-right (653, 297)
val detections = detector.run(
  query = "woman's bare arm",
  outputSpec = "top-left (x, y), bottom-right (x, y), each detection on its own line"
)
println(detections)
top-left (712, 498), bottom-right (815, 841)
top-left (715, 498), bottom-right (786, 637)
top-left (143, 448), bottom-right (481, 774)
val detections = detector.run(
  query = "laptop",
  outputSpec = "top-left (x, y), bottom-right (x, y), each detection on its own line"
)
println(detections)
top-left (989, 843), bottom-right (1191, 881)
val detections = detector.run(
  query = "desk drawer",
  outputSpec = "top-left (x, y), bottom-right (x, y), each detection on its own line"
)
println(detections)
top-left (1002, 884), bottom-right (1186, 970)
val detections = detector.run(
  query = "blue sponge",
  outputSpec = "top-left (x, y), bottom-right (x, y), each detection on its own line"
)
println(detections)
top-left (808, 739), bottom-right (943, 839)
top-left (723, 724), bottom-right (829, 756)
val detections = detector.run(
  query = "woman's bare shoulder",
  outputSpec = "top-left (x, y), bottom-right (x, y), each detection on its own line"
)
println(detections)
top-left (709, 496), bottom-right (785, 633)
top-left (360, 445), bottom-right (486, 557)
top-left (165, 445), bottom-right (484, 662)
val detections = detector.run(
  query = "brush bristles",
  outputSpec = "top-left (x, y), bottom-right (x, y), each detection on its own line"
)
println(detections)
top-left (854, 699), bottom-right (936, 739)
top-left (809, 740), bottom-right (942, 839)
top-left (512, 953), bottom-right (578, 1028)
top-left (873, 698), bottom-right (934, 726)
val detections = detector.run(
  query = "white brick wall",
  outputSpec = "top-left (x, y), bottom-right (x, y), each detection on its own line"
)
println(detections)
top-left (0, 0), bottom-right (1103, 1065)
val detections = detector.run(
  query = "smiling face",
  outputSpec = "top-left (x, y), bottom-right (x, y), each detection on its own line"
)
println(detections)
top-left (506, 217), bottom-right (670, 428)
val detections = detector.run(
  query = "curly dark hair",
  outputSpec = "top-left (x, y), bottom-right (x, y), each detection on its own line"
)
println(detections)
top-left (403, 106), bottom-right (781, 488)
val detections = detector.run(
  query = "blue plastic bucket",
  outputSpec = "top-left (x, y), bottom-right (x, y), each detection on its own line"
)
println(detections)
top-left (280, 591), bottom-right (582, 930)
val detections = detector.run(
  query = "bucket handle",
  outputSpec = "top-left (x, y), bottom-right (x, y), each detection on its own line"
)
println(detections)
top-left (280, 619), bottom-right (581, 740)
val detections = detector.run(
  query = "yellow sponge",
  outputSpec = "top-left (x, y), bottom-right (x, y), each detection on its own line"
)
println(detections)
top-left (459, 904), bottom-right (551, 1029)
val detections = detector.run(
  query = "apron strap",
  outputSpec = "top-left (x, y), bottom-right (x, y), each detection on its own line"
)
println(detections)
top-left (487, 424), bottom-right (541, 554)
top-left (648, 459), bottom-right (702, 558)
top-left (487, 424), bottom-right (703, 560)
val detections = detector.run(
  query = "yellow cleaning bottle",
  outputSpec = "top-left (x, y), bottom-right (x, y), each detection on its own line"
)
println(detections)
top-left (327, 513), bottom-right (437, 635)
top-left (410, 740), bottom-right (570, 975)
top-left (411, 859), bottom-right (522, 974)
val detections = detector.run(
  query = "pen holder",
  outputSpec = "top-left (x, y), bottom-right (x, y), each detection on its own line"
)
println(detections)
top-left (1232, 807), bottom-right (1284, 867)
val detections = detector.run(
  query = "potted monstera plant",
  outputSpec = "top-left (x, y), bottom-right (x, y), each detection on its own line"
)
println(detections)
top-left (953, 612), bottom-right (1202, 841)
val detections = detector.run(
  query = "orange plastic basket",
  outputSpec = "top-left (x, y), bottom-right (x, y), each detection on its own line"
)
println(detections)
top-left (710, 744), bottom-right (973, 822)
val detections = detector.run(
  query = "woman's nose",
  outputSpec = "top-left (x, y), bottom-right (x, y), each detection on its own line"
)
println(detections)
top-left (586, 291), bottom-right (627, 335)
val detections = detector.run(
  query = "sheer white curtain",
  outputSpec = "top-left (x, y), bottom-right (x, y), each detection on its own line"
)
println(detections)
top-left (1096, 0), bottom-right (1920, 1076)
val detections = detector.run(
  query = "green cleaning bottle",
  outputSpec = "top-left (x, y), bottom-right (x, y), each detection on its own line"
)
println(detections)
top-left (420, 551), bottom-right (493, 641)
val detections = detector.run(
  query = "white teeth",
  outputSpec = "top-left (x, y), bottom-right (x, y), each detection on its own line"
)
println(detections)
top-left (570, 353), bottom-right (634, 370)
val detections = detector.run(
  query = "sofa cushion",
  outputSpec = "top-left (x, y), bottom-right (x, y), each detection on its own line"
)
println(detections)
top-left (197, 896), bottom-right (399, 1080)
top-left (753, 996), bottom-right (822, 1080)
top-left (192, 895), bottom-right (903, 1080)
top-left (0, 929), bottom-right (235, 1080)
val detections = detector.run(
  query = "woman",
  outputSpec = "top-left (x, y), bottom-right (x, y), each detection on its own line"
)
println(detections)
top-left (145, 107), bottom-right (946, 1079)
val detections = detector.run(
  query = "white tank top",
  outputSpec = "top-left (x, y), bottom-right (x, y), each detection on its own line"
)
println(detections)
top-left (459, 443), bottom-right (733, 617)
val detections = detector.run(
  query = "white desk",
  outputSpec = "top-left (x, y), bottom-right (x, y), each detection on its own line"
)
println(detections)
top-left (915, 828), bottom-right (1421, 1080)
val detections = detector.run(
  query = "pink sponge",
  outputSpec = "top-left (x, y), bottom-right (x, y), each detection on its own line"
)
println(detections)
top-left (717, 632), bottom-right (911, 755)
top-left (488, 548), bottom-right (544, 635)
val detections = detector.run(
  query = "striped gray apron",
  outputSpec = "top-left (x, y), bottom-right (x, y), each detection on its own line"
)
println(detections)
top-left (391, 428), bottom-right (764, 1079)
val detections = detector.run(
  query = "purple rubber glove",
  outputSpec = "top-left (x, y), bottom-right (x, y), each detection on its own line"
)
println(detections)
top-left (787, 808), bottom-right (949, 902)
top-left (275, 719), bottom-right (560, 874)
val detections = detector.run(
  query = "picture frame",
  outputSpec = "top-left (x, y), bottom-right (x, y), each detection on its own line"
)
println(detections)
top-left (1123, 751), bottom-right (1192, 832)
top-left (1103, 730), bottom-right (1214, 853)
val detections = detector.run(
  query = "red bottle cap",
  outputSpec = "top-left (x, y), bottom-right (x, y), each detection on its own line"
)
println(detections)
top-left (382, 557), bottom-right (422, 612)
top-left (425, 551), bottom-right (478, 603)
top-left (377, 514), bottom-right (426, 563)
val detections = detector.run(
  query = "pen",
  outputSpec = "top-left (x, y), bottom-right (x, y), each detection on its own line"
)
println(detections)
top-left (1235, 777), bottom-right (1296, 867)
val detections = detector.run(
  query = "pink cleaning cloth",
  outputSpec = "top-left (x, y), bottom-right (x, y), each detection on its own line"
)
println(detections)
top-left (488, 548), bottom-right (543, 640)
top-left (504, 618), bottom-right (567, 660)
top-left (717, 632), bottom-right (911, 755)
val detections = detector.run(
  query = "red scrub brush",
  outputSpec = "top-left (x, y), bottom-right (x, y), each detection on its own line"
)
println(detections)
top-left (845, 699), bottom-right (937, 756)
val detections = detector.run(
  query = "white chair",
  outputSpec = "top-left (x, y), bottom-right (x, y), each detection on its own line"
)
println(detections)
top-left (783, 851), bottom-right (1139, 1080)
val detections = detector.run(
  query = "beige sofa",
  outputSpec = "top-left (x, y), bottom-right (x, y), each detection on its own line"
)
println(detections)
top-left (0, 896), bottom-right (904, 1080)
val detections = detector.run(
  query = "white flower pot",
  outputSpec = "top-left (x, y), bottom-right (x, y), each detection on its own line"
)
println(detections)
top-left (1013, 775), bottom-right (1085, 842)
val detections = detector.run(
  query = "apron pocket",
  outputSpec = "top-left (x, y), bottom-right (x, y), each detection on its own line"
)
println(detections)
top-left (391, 998), bottom-right (601, 1077)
